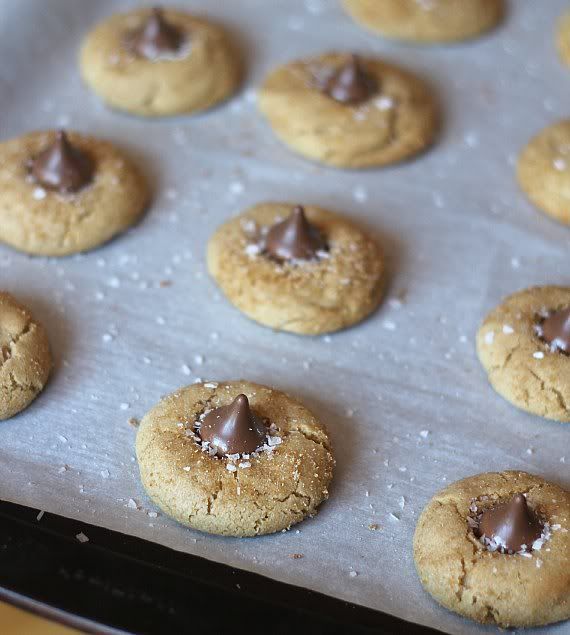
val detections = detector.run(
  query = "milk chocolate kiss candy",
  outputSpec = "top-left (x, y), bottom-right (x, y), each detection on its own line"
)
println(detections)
top-left (28, 131), bottom-right (94, 193)
top-left (265, 206), bottom-right (326, 261)
top-left (199, 394), bottom-right (266, 456)
top-left (478, 494), bottom-right (543, 552)
top-left (126, 7), bottom-right (186, 59)
top-left (538, 307), bottom-right (570, 354)
top-left (316, 54), bottom-right (378, 105)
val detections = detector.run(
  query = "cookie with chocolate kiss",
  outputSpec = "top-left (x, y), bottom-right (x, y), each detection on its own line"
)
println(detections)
top-left (207, 202), bottom-right (385, 335)
top-left (80, 7), bottom-right (242, 117)
top-left (477, 285), bottom-right (570, 422)
top-left (136, 381), bottom-right (334, 537)
top-left (258, 52), bottom-right (438, 168)
top-left (0, 130), bottom-right (148, 256)
top-left (414, 470), bottom-right (570, 628)
top-left (342, 0), bottom-right (504, 44)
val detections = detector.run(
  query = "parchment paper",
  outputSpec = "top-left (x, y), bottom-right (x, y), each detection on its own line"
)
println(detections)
top-left (0, 1), bottom-right (569, 633)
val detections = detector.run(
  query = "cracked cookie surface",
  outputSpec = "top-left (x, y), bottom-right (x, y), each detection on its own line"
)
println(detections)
top-left (135, 380), bottom-right (335, 537)
top-left (0, 292), bottom-right (52, 420)
top-left (207, 202), bottom-right (385, 335)
top-left (476, 286), bottom-right (570, 422)
top-left (517, 120), bottom-right (570, 225)
top-left (342, 0), bottom-right (504, 44)
top-left (257, 53), bottom-right (438, 168)
top-left (0, 130), bottom-right (149, 256)
top-left (80, 8), bottom-right (241, 117)
top-left (414, 470), bottom-right (570, 628)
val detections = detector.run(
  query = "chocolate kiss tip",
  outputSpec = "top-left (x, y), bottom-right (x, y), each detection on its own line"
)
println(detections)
top-left (234, 393), bottom-right (249, 407)
top-left (265, 205), bottom-right (326, 261)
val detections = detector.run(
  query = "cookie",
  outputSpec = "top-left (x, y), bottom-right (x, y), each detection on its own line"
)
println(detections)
top-left (79, 7), bottom-right (241, 117)
top-left (0, 292), bottom-right (52, 420)
top-left (517, 120), bottom-right (570, 225)
top-left (135, 380), bottom-right (335, 537)
top-left (556, 10), bottom-right (570, 68)
top-left (207, 202), bottom-right (385, 335)
top-left (413, 470), bottom-right (570, 628)
top-left (476, 286), bottom-right (570, 422)
top-left (257, 52), bottom-right (438, 168)
top-left (0, 130), bottom-right (149, 256)
top-left (342, 0), bottom-right (504, 44)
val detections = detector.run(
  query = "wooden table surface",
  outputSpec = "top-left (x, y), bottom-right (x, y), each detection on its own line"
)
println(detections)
top-left (0, 602), bottom-right (79, 635)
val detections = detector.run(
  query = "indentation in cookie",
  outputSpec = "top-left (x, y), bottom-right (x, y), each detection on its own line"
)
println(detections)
top-left (534, 307), bottom-right (570, 355)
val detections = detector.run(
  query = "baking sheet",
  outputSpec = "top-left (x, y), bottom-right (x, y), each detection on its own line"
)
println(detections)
top-left (0, 1), bottom-right (569, 633)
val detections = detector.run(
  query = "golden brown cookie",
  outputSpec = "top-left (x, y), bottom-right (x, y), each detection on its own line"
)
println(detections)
top-left (79, 7), bottom-right (242, 117)
top-left (414, 470), bottom-right (570, 628)
top-left (207, 202), bottom-right (385, 335)
top-left (257, 53), bottom-right (438, 169)
top-left (517, 120), bottom-right (570, 225)
top-left (556, 10), bottom-right (570, 67)
top-left (0, 292), bottom-right (52, 420)
top-left (342, 0), bottom-right (504, 44)
top-left (0, 130), bottom-right (149, 256)
top-left (135, 380), bottom-right (335, 537)
top-left (476, 286), bottom-right (570, 422)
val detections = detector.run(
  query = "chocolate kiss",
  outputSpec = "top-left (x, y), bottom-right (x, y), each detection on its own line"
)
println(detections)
top-left (478, 494), bottom-right (543, 553)
top-left (199, 394), bottom-right (266, 456)
top-left (127, 7), bottom-right (185, 59)
top-left (265, 206), bottom-right (326, 261)
top-left (318, 54), bottom-right (378, 105)
top-left (28, 130), bottom-right (94, 193)
top-left (540, 307), bottom-right (570, 354)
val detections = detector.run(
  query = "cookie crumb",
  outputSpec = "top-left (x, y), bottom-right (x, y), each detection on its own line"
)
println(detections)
top-left (290, 553), bottom-right (304, 559)
top-left (128, 417), bottom-right (139, 427)
top-left (368, 523), bottom-right (379, 531)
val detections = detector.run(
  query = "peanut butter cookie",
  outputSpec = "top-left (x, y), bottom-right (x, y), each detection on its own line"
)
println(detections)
top-left (0, 292), bottom-right (52, 420)
top-left (136, 380), bottom-right (334, 537)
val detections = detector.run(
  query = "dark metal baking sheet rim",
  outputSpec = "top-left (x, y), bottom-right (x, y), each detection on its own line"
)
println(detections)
top-left (0, 498), bottom-right (443, 634)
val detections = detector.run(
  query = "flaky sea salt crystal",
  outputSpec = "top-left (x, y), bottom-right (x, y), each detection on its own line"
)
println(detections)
top-left (553, 158), bottom-right (567, 171)
top-left (181, 364), bottom-right (191, 376)
top-left (226, 464), bottom-right (237, 472)
top-left (76, 532), bottom-right (89, 543)
top-left (375, 96), bottom-right (394, 111)
top-left (419, 430), bottom-right (429, 439)
top-left (533, 351), bottom-right (544, 359)
top-left (127, 498), bottom-right (138, 509)
top-left (245, 243), bottom-right (261, 257)
top-left (484, 331), bottom-right (495, 344)
top-left (502, 325), bottom-right (514, 334)
top-left (204, 382), bottom-right (218, 389)
top-left (33, 187), bottom-right (46, 200)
